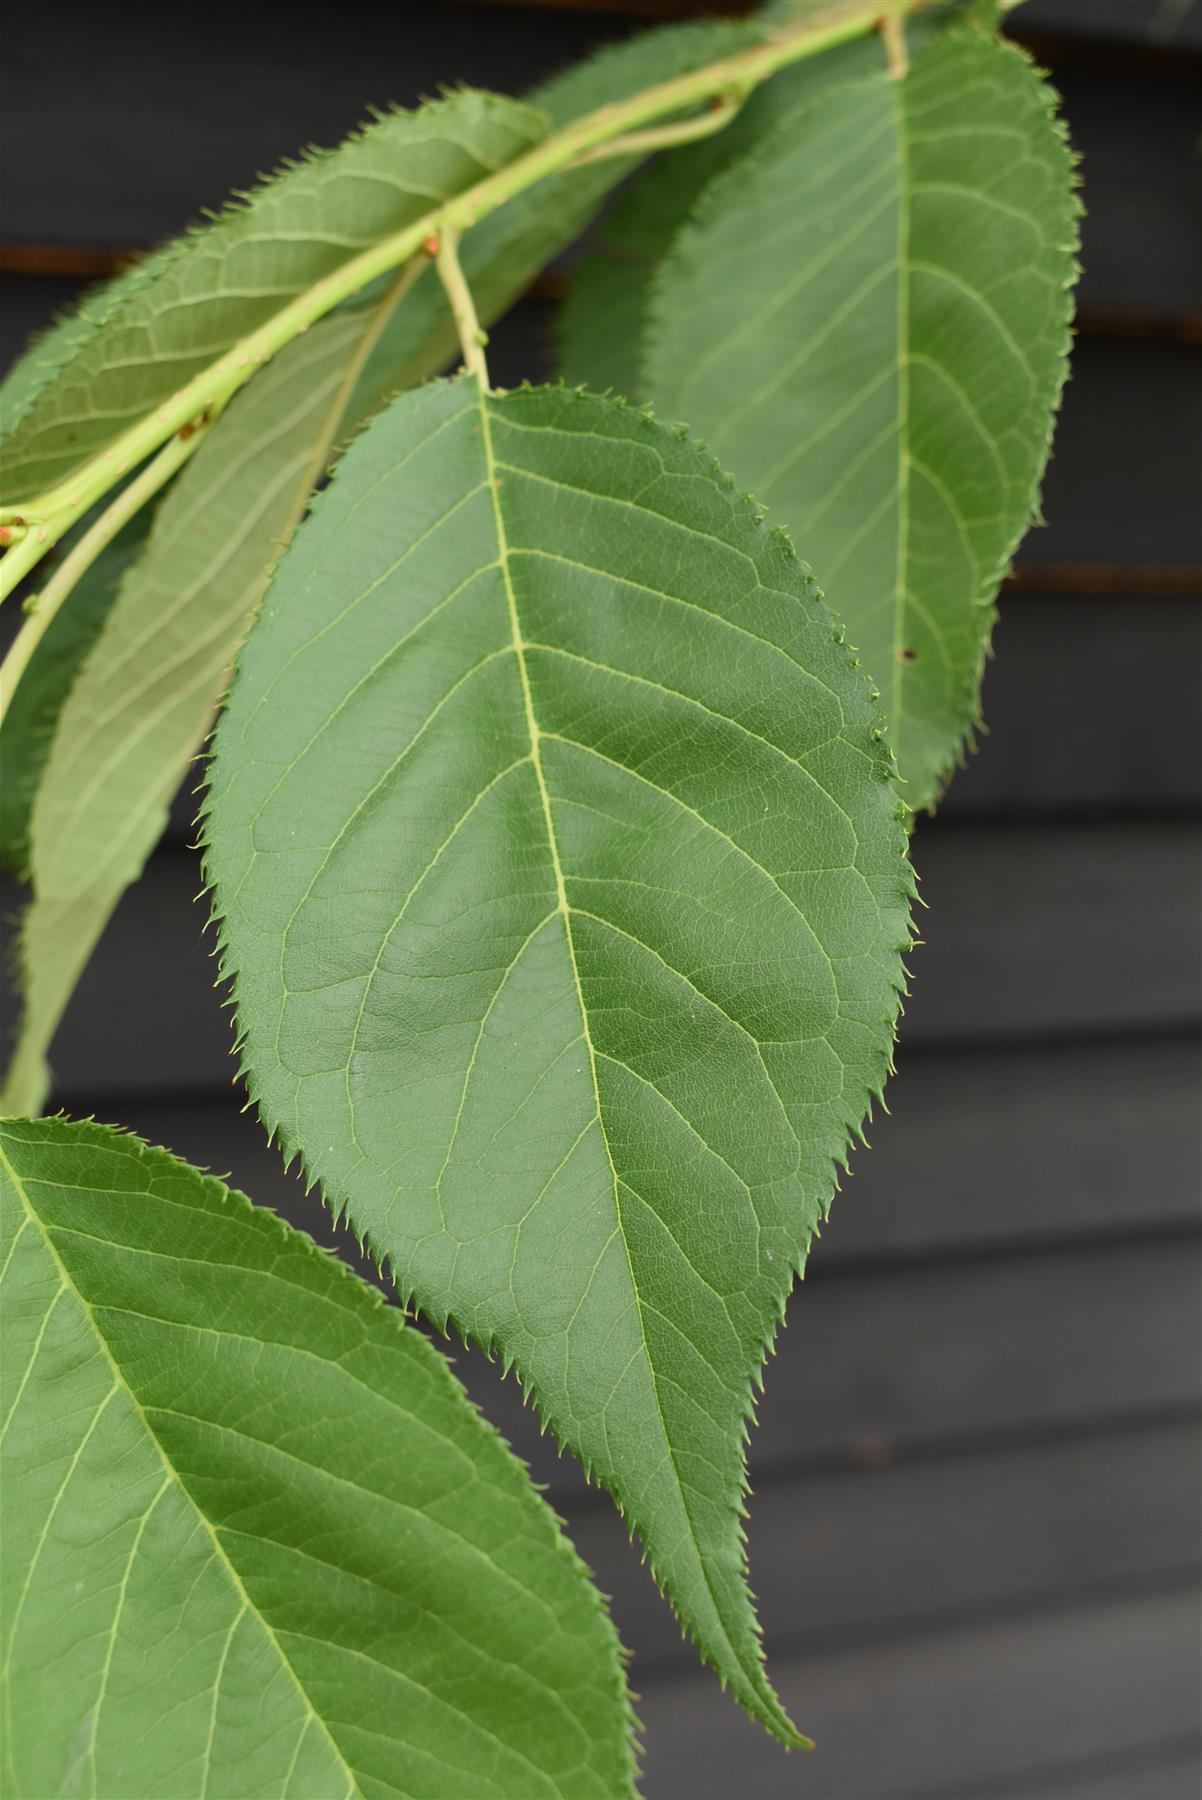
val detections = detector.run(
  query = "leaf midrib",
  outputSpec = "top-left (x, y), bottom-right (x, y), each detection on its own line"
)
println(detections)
top-left (475, 381), bottom-right (780, 1718)
top-left (0, 1134), bottom-right (363, 1800)
top-left (889, 68), bottom-right (911, 779)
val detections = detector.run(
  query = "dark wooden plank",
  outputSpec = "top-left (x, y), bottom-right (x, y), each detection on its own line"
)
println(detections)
top-left (746, 1234), bottom-right (1201, 1474)
top-left (941, 596), bottom-right (1202, 817)
top-left (107, 1033), bottom-right (1202, 1270)
top-left (6, 822), bottom-right (1195, 1102)
top-left (1005, 564), bottom-right (1202, 594)
top-left (0, 273), bottom-right (94, 373)
top-left (4, 300), bottom-right (1198, 587)
top-left (443, 1231), bottom-right (1202, 1493)
top-left (1047, 63), bottom-right (1202, 316)
top-left (1020, 0), bottom-right (1202, 54)
top-left (30, 578), bottom-right (1198, 853)
top-left (157, 588), bottom-right (1202, 833)
top-left (826, 1033), bottom-right (1202, 1260)
top-left (451, 0), bottom-right (1199, 52)
top-left (559, 1418), bottom-right (1202, 1672)
top-left (45, 1081), bottom-right (1200, 1490)
top-left (4, 448), bottom-right (1199, 838)
top-left (0, 1), bottom-right (625, 248)
top-left (964, 1740), bottom-right (1202, 1799)
top-left (634, 1584), bottom-right (1202, 1799)
top-left (1019, 341), bottom-right (1202, 571)
top-left (8, 302), bottom-right (1200, 577)
top-left (902, 822), bottom-right (1202, 1047)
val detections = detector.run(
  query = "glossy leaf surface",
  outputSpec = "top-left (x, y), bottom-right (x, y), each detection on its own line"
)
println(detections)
top-left (1, 26), bottom-right (774, 1116)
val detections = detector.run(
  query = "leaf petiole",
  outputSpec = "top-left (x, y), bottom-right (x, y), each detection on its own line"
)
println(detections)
top-left (564, 86), bottom-right (749, 169)
top-left (435, 226), bottom-right (491, 386)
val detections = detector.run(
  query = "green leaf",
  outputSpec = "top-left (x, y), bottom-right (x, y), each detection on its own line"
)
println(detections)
top-left (558, 28), bottom-right (896, 398)
top-left (642, 23), bottom-right (1079, 807)
top-left (0, 310), bottom-right (380, 1118)
top-left (205, 376), bottom-right (912, 1743)
top-left (0, 506), bottom-right (154, 875)
top-left (0, 248), bottom-right (178, 437)
top-left (0, 91), bottom-right (546, 502)
top-left (0, 1115), bottom-right (635, 1799)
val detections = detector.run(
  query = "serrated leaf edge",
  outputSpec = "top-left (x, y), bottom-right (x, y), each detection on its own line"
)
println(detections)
top-left (636, 16), bottom-right (1082, 808)
top-left (198, 377), bottom-right (915, 1751)
top-left (0, 1110), bottom-right (642, 1797)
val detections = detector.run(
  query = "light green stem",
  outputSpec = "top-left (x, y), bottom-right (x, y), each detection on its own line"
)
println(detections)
top-left (0, 522), bottom-right (50, 599)
top-left (0, 427), bottom-right (204, 726)
top-left (566, 88), bottom-right (747, 167)
top-left (436, 228), bottom-right (490, 385)
top-left (0, 0), bottom-right (949, 596)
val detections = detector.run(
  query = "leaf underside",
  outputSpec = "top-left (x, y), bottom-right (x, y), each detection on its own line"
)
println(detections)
top-left (0, 1116), bottom-right (635, 1799)
top-left (0, 314), bottom-right (386, 1118)
top-left (205, 377), bottom-right (913, 1743)
top-left (0, 91), bottom-right (546, 501)
top-left (633, 23), bottom-right (1078, 807)
top-left (0, 245), bottom-right (181, 439)
top-left (557, 27), bottom-right (900, 400)
top-left (0, 506), bottom-right (154, 876)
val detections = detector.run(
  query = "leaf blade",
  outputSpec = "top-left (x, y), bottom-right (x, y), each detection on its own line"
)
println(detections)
top-left (0, 1115), bottom-right (636, 1799)
top-left (0, 246), bottom-right (179, 437)
top-left (205, 377), bottom-right (912, 1742)
top-left (643, 22), bottom-right (1079, 806)
top-left (557, 27), bottom-right (897, 398)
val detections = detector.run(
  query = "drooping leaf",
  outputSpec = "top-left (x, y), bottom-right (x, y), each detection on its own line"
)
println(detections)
top-left (642, 22), bottom-right (1079, 807)
top-left (205, 376), bottom-right (913, 1743)
top-left (0, 505), bottom-right (155, 875)
top-left (0, 309), bottom-right (380, 1118)
top-left (0, 91), bottom-right (545, 501)
top-left (0, 1114), bottom-right (635, 1799)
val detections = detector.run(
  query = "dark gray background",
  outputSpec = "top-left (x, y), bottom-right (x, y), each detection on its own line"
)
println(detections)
top-left (3, 2), bottom-right (1201, 1795)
